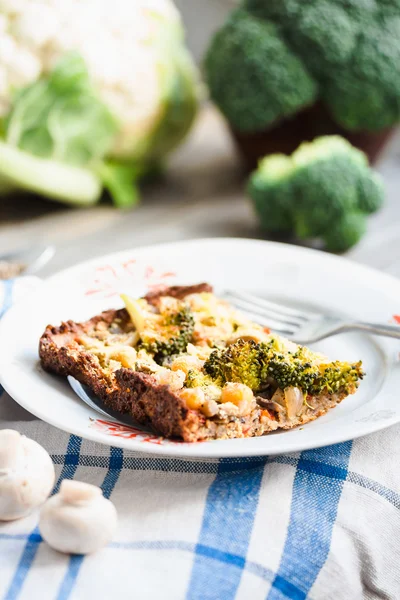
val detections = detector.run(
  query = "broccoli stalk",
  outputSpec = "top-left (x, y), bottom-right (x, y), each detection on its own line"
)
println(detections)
top-left (247, 135), bottom-right (384, 252)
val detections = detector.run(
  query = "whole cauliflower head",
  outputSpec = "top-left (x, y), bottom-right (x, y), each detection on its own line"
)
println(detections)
top-left (0, 0), bottom-right (199, 206)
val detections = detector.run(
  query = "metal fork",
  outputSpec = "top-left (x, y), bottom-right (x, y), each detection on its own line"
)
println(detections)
top-left (67, 375), bottom-right (150, 430)
top-left (0, 244), bottom-right (55, 278)
top-left (223, 289), bottom-right (400, 344)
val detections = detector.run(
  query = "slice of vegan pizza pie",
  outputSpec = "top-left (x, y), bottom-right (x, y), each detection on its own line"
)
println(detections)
top-left (39, 284), bottom-right (364, 442)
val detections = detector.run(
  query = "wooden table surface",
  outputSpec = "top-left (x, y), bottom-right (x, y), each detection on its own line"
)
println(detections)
top-left (1, 105), bottom-right (400, 279)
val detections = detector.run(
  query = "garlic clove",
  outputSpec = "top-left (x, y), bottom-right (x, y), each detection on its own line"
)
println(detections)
top-left (39, 481), bottom-right (118, 555)
top-left (0, 429), bottom-right (55, 521)
top-left (284, 387), bottom-right (304, 419)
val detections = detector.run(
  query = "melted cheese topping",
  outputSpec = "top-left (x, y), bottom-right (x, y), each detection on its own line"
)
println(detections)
top-left (78, 291), bottom-right (331, 419)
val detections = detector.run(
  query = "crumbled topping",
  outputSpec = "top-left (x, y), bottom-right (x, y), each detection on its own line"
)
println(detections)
top-left (76, 291), bottom-right (363, 420)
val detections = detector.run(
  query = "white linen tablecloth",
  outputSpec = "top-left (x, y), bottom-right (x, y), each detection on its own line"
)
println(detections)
top-left (0, 278), bottom-right (399, 600)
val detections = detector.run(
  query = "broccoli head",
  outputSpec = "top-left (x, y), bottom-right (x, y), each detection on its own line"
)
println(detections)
top-left (204, 339), bottom-right (264, 390)
top-left (261, 349), bottom-right (363, 396)
top-left (292, 146), bottom-right (363, 238)
top-left (379, 0), bottom-right (400, 14)
top-left (203, 338), bottom-right (364, 396)
top-left (206, 1), bottom-right (400, 133)
top-left (204, 8), bottom-right (317, 133)
top-left (323, 20), bottom-right (400, 130)
top-left (288, 1), bottom-right (358, 76)
top-left (323, 211), bottom-right (367, 253)
top-left (140, 305), bottom-right (195, 364)
top-left (312, 360), bottom-right (364, 395)
top-left (248, 135), bottom-right (384, 252)
top-left (185, 368), bottom-right (213, 389)
top-left (330, 0), bottom-right (378, 23)
top-left (357, 172), bottom-right (385, 214)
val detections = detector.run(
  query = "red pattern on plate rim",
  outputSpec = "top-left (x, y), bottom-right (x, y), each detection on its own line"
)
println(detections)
top-left (83, 259), bottom-right (177, 298)
top-left (393, 315), bottom-right (400, 325)
top-left (89, 418), bottom-right (184, 445)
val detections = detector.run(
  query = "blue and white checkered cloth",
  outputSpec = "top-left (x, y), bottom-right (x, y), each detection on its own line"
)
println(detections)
top-left (1, 278), bottom-right (399, 600)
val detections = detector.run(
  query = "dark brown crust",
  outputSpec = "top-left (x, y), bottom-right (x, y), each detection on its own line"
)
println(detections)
top-left (39, 327), bottom-right (204, 443)
top-left (144, 283), bottom-right (213, 306)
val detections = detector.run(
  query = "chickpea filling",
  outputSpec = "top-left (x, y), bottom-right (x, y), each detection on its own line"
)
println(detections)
top-left (75, 291), bottom-right (363, 422)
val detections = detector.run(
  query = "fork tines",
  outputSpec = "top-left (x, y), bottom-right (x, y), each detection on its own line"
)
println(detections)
top-left (223, 290), bottom-right (313, 337)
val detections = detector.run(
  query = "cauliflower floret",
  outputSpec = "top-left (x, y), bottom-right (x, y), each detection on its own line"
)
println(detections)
top-left (0, 0), bottom-right (26, 14)
top-left (11, 3), bottom-right (59, 49)
top-left (0, 34), bottom-right (16, 66)
top-left (0, 14), bottom-right (7, 33)
top-left (7, 46), bottom-right (42, 88)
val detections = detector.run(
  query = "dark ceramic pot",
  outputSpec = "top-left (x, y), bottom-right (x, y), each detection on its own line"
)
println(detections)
top-left (230, 102), bottom-right (396, 172)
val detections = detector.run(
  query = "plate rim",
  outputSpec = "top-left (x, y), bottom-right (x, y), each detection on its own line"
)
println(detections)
top-left (0, 236), bottom-right (399, 458)
top-left (44, 236), bottom-right (400, 292)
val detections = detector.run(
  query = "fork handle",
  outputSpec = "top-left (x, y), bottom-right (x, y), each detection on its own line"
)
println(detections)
top-left (344, 321), bottom-right (400, 339)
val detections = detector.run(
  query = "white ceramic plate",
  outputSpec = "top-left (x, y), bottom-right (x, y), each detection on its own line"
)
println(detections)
top-left (0, 238), bottom-right (399, 457)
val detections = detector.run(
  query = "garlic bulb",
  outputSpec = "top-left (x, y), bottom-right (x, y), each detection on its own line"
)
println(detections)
top-left (39, 480), bottom-right (118, 555)
top-left (0, 429), bottom-right (55, 521)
